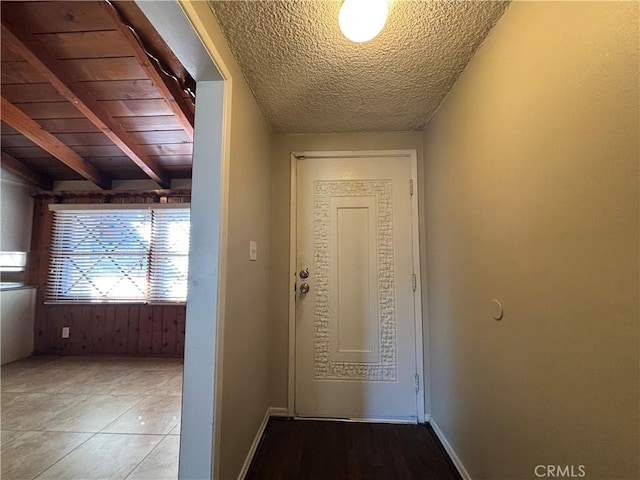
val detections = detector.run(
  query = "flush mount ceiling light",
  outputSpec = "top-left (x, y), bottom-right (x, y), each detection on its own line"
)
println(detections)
top-left (338, 0), bottom-right (389, 43)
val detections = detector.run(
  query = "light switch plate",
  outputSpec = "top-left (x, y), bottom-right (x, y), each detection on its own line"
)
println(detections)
top-left (62, 326), bottom-right (70, 338)
top-left (249, 241), bottom-right (257, 261)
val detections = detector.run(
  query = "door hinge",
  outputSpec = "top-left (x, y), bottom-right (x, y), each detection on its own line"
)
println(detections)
top-left (415, 373), bottom-right (420, 392)
top-left (412, 273), bottom-right (417, 291)
top-left (409, 179), bottom-right (414, 196)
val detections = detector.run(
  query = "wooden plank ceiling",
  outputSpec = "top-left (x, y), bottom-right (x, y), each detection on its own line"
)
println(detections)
top-left (0, 0), bottom-right (196, 189)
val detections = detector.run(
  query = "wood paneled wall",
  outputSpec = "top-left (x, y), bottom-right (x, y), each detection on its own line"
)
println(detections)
top-left (27, 191), bottom-right (190, 356)
top-left (40, 304), bottom-right (185, 355)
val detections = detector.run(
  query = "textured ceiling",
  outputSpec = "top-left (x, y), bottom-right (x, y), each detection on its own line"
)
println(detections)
top-left (210, 0), bottom-right (509, 134)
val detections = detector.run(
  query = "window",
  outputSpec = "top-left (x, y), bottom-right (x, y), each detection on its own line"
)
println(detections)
top-left (0, 251), bottom-right (27, 288)
top-left (46, 205), bottom-right (190, 303)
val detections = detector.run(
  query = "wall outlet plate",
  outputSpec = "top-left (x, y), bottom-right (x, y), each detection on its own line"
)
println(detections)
top-left (62, 326), bottom-right (70, 338)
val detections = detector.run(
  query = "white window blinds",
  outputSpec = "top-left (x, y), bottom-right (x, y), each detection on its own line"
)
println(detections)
top-left (47, 206), bottom-right (190, 303)
top-left (149, 209), bottom-right (190, 302)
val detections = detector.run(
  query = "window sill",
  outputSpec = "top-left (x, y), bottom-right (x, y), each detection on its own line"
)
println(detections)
top-left (43, 301), bottom-right (186, 306)
top-left (1, 284), bottom-right (36, 292)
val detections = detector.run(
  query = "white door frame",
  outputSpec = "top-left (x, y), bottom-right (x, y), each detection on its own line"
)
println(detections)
top-left (287, 149), bottom-right (426, 423)
top-left (139, 2), bottom-right (232, 478)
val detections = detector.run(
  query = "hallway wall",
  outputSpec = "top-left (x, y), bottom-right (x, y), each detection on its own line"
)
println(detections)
top-left (220, 86), bottom-right (271, 479)
top-left (268, 132), bottom-right (428, 411)
top-left (422, 2), bottom-right (639, 479)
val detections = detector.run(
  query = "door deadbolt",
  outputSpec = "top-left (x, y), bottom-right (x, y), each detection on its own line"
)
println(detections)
top-left (299, 268), bottom-right (309, 279)
top-left (299, 283), bottom-right (310, 294)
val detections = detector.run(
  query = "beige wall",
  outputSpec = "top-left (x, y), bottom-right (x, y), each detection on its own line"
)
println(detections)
top-left (220, 85), bottom-right (271, 479)
top-left (268, 132), bottom-right (428, 409)
top-left (1, 167), bottom-right (34, 252)
top-left (182, 3), bottom-right (273, 479)
top-left (423, 2), bottom-right (639, 479)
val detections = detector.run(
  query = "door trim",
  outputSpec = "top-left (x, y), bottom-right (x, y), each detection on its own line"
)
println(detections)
top-left (287, 150), bottom-right (426, 422)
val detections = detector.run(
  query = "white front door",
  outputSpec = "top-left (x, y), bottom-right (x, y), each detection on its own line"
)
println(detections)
top-left (295, 152), bottom-right (420, 422)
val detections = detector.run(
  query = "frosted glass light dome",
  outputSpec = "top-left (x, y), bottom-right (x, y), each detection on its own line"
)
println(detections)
top-left (338, 0), bottom-right (389, 43)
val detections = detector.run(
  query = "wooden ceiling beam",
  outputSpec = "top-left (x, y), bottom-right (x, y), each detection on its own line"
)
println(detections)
top-left (1, 21), bottom-right (171, 189)
top-left (1, 98), bottom-right (111, 189)
top-left (102, 1), bottom-right (195, 141)
top-left (1, 151), bottom-right (53, 191)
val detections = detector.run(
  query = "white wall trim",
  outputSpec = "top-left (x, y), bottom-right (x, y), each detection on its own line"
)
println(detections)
top-left (429, 418), bottom-right (472, 480)
top-left (287, 149), bottom-right (427, 421)
top-left (293, 149), bottom-right (417, 160)
top-left (177, 2), bottom-right (232, 81)
top-left (294, 416), bottom-right (416, 425)
top-left (168, 3), bottom-right (234, 479)
top-left (287, 154), bottom-right (297, 417)
top-left (408, 150), bottom-right (426, 423)
top-left (237, 408), bottom-right (271, 480)
top-left (269, 407), bottom-right (290, 418)
top-left (178, 80), bottom-right (226, 480)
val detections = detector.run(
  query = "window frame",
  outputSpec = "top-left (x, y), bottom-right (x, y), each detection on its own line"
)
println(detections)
top-left (45, 203), bottom-right (191, 305)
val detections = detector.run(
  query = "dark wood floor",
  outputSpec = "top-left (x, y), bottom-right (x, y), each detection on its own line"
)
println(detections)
top-left (246, 418), bottom-right (461, 480)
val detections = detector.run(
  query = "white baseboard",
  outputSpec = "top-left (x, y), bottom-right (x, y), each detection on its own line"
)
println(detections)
top-left (294, 416), bottom-right (417, 424)
top-left (269, 407), bottom-right (289, 417)
top-left (429, 418), bottom-right (472, 480)
top-left (237, 408), bottom-right (271, 480)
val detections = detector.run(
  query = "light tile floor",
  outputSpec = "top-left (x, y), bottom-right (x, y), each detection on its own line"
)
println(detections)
top-left (1, 356), bottom-right (182, 480)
